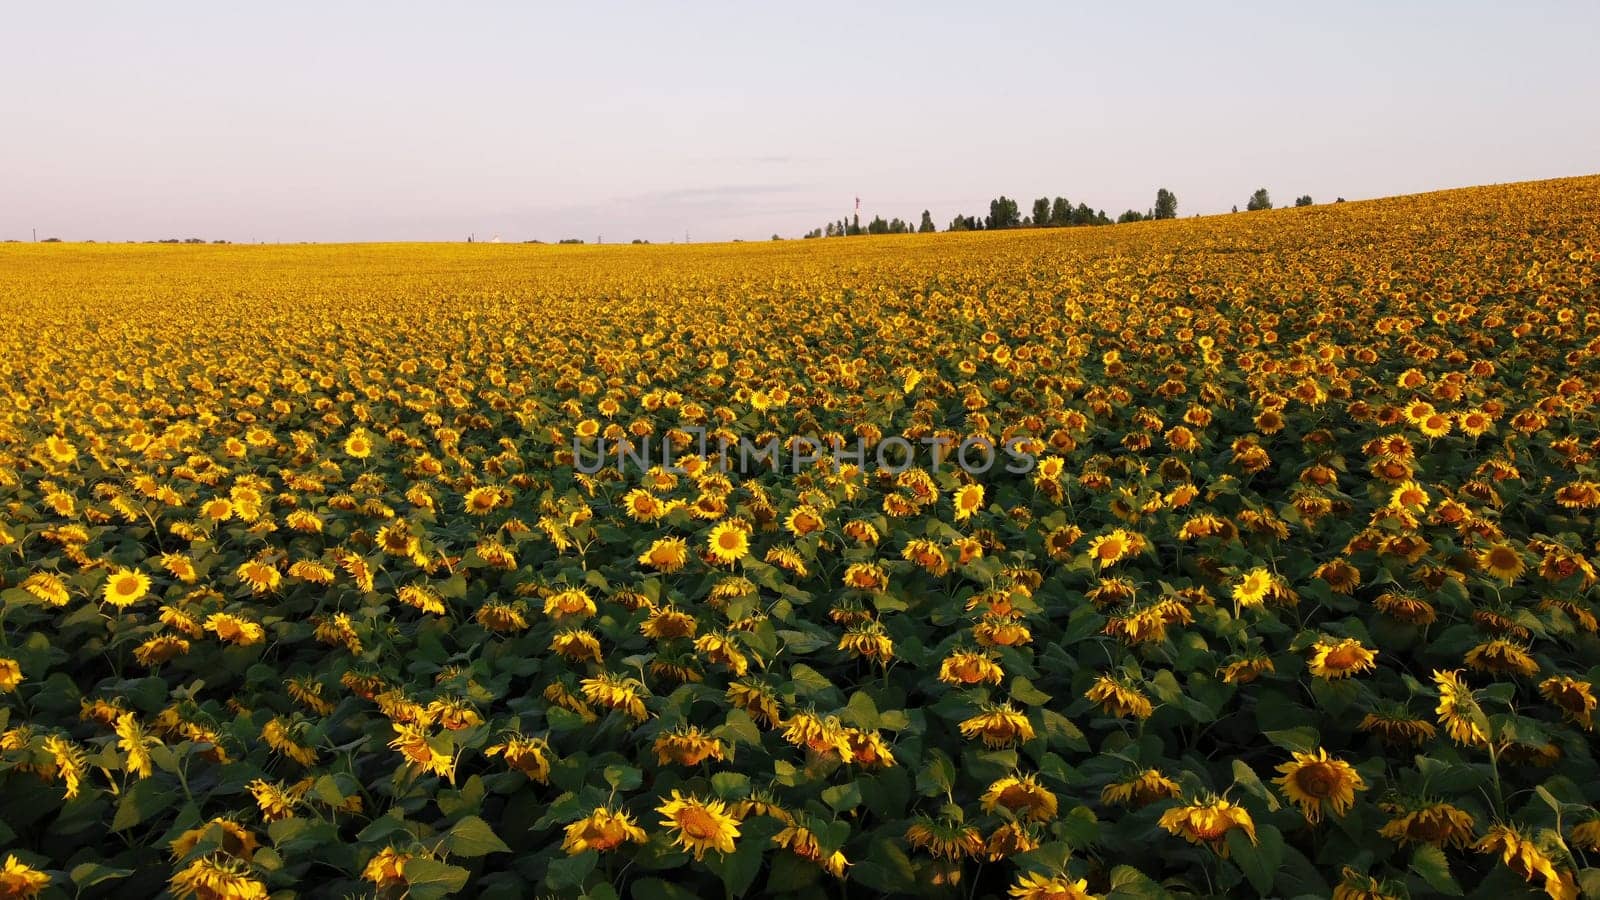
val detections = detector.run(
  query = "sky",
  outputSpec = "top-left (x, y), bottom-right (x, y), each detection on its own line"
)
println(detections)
top-left (4, 1), bottom-right (1599, 244)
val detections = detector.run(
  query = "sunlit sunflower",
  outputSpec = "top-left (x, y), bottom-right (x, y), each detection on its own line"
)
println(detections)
top-left (1233, 567), bottom-right (1272, 608)
top-left (705, 521), bottom-right (750, 564)
top-left (1433, 669), bottom-right (1489, 746)
top-left (1009, 871), bottom-right (1101, 900)
top-left (1274, 748), bottom-right (1366, 822)
top-left (168, 855), bottom-right (268, 900)
top-left (1475, 542), bottom-right (1527, 583)
top-left (656, 790), bottom-right (741, 860)
top-left (638, 536), bottom-right (689, 572)
top-left (653, 725), bottom-right (727, 766)
top-left (580, 672), bottom-right (650, 722)
top-left (1086, 528), bottom-right (1141, 567)
top-left (980, 773), bottom-right (1059, 822)
top-left (234, 559), bottom-right (282, 594)
top-left (0, 658), bottom-right (22, 693)
top-left (1307, 638), bottom-right (1378, 679)
top-left (102, 567), bottom-right (151, 608)
top-left (939, 650), bottom-right (1004, 686)
top-left (1085, 674), bottom-right (1154, 719)
top-left (1100, 768), bottom-right (1182, 807)
top-left (1158, 796), bottom-right (1257, 855)
top-left (952, 483), bottom-right (985, 521)
top-left (958, 703), bottom-right (1036, 748)
top-left (563, 807), bottom-right (647, 854)
top-left (361, 847), bottom-right (410, 891)
top-left (1474, 824), bottom-right (1577, 900)
top-left (484, 733), bottom-right (552, 781)
top-left (343, 429), bottom-right (374, 459)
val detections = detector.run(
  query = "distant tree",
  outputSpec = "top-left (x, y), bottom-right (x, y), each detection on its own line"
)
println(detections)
top-left (1336, 197), bottom-right (1346, 203)
top-left (42, 237), bottom-right (63, 242)
top-left (1031, 197), bottom-right (1051, 227)
top-left (1049, 197), bottom-right (1071, 226)
top-left (918, 210), bottom-right (936, 233)
top-left (558, 238), bottom-right (584, 244)
top-left (1232, 205), bottom-right (1239, 213)
top-left (1117, 210), bottom-right (1145, 224)
top-left (771, 234), bottom-right (782, 240)
top-left (1071, 202), bottom-right (1095, 226)
top-left (1154, 188), bottom-right (1178, 220)
top-left (888, 218), bottom-right (909, 234)
top-left (948, 215), bottom-right (970, 232)
top-left (986, 196), bottom-right (1022, 230)
top-left (1246, 188), bottom-right (1273, 211)
top-left (804, 228), bottom-right (823, 239)
top-left (867, 215), bottom-right (889, 235)
top-left (1295, 195), bottom-right (1313, 207)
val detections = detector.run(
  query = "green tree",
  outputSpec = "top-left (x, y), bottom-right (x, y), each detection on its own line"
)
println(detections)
top-left (1295, 195), bottom-right (1313, 207)
top-left (1246, 188), bottom-right (1273, 211)
top-left (1154, 188), bottom-right (1178, 220)
top-left (1031, 197), bottom-right (1050, 227)
top-left (1049, 197), bottom-right (1071, 226)
top-left (986, 196), bottom-right (1022, 229)
top-left (918, 210), bottom-right (936, 233)
top-left (1117, 210), bottom-right (1145, 223)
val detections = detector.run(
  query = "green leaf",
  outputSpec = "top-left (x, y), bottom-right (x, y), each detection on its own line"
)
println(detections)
top-left (821, 781), bottom-right (863, 812)
top-left (69, 862), bottom-right (134, 888)
top-left (403, 858), bottom-right (472, 900)
top-left (844, 691), bottom-right (880, 729)
top-left (111, 777), bottom-right (167, 831)
top-left (1410, 845), bottom-right (1463, 896)
top-left (1230, 759), bottom-right (1282, 812)
top-left (1105, 864), bottom-right (1168, 900)
top-left (714, 816), bottom-right (783, 896)
top-left (1039, 709), bottom-right (1087, 750)
top-left (1010, 675), bottom-right (1052, 706)
top-left (604, 765), bottom-right (643, 791)
top-left (916, 750), bottom-right (956, 796)
top-left (547, 851), bottom-right (598, 892)
top-left (850, 837), bottom-right (918, 894)
top-left (443, 815), bottom-right (512, 857)
top-left (1263, 726), bottom-right (1319, 753)
top-left (1226, 823), bottom-right (1282, 895)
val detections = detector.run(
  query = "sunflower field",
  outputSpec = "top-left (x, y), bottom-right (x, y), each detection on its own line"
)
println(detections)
top-left (2, 175), bottom-right (1599, 900)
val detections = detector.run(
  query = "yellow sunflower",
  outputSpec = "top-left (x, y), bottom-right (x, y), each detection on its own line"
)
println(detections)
top-left (705, 521), bottom-right (750, 564)
top-left (1307, 638), bottom-right (1378, 679)
top-left (102, 567), bottom-right (151, 608)
top-left (656, 790), bottom-right (740, 860)
top-left (1274, 748), bottom-right (1366, 822)
top-left (952, 483), bottom-right (985, 521)
top-left (1009, 871), bottom-right (1101, 900)
top-left (1158, 796), bottom-right (1257, 855)
top-left (1233, 567), bottom-right (1272, 608)
top-left (562, 807), bottom-right (647, 854)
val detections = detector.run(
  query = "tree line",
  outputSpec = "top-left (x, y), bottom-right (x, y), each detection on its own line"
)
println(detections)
top-left (804, 186), bottom-right (1341, 237)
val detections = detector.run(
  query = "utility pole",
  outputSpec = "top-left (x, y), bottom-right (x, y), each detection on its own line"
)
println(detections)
top-left (33, 228), bottom-right (37, 242)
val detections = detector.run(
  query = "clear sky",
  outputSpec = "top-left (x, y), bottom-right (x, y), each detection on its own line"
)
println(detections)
top-left (5, 1), bottom-right (1598, 243)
